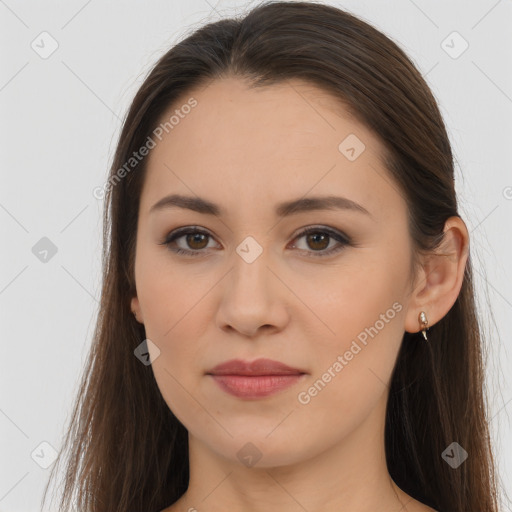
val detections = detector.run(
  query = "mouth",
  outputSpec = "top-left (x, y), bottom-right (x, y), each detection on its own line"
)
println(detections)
top-left (206, 358), bottom-right (307, 399)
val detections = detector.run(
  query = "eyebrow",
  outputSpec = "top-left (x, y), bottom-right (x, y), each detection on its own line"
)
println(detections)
top-left (149, 193), bottom-right (372, 218)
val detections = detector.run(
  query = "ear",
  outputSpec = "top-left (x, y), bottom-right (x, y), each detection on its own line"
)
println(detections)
top-left (404, 216), bottom-right (469, 334)
top-left (131, 295), bottom-right (144, 324)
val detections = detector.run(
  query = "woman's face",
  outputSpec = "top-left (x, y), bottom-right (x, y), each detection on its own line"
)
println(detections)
top-left (131, 77), bottom-right (418, 467)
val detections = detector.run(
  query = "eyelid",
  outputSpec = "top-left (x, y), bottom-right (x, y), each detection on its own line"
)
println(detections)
top-left (289, 225), bottom-right (350, 244)
top-left (163, 225), bottom-right (213, 242)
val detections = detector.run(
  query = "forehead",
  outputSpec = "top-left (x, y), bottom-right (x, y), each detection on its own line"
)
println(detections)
top-left (139, 77), bottom-right (405, 222)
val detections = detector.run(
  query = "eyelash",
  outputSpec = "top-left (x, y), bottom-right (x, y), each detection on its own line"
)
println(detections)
top-left (159, 225), bottom-right (350, 259)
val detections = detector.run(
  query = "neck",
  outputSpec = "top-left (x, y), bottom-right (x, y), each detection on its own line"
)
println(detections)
top-left (170, 391), bottom-right (414, 512)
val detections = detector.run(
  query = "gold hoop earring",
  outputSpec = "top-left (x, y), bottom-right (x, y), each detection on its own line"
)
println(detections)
top-left (418, 311), bottom-right (429, 342)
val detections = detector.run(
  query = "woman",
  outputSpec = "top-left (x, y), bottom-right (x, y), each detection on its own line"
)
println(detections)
top-left (42, 2), bottom-right (500, 511)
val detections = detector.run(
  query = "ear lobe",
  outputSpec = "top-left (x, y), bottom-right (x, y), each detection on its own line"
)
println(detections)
top-left (404, 216), bottom-right (469, 334)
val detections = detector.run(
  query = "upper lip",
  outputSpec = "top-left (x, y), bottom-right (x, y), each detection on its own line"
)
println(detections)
top-left (207, 358), bottom-right (306, 376)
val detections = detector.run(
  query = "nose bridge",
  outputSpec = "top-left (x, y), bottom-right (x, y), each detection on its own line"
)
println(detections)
top-left (230, 235), bottom-right (273, 301)
top-left (216, 234), bottom-right (288, 335)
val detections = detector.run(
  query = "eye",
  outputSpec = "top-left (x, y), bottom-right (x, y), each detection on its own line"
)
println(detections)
top-left (289, 226), bottom-right (350, 258)
top-left (159, 225), bottom-right (350, 258)
top-left (159, 226), bottom-right (219, 257)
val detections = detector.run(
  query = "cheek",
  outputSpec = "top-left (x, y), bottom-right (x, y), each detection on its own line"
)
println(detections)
top-left (292, 285), bottom-right (406, 446)
top-left (135, 243), bottom-right (203, 337)
top-left (138, 269), bottom-right (211, 431)
top-left (304, 250), bottom-right (408, 394)
top-left (134, 251), bottom-right (208, 407)
top-left (313, 256), bottom-right (406, 343)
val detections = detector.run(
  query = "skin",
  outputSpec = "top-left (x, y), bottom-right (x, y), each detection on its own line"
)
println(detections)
top-left (130, 77), bottom-right (469, 512)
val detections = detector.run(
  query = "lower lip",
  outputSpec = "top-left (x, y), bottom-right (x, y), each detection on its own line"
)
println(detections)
top-left (209, 374), bottom-right (305, 398)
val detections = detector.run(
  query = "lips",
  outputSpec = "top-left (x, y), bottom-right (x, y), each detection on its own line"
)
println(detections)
top-left (206, 358), bottom-right (307, 399)
top-left (207, 358), bottom-right (306, 376)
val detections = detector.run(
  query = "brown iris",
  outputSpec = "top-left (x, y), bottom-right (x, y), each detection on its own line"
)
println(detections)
top-left (186, 233), bottom-right (209, 250)
top-left (305, 232), bottom-right (330, 251)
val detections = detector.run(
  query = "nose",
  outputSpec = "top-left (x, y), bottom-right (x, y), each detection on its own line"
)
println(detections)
top-left (215, 245), bottom-right (290, 338)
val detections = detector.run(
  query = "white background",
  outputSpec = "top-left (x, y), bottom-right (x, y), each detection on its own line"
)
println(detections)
top-left (0, 1), bottom-right (511, 511)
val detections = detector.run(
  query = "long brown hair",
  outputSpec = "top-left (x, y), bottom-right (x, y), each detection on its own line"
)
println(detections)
top-left (41, 2), bottom-right (500, 511)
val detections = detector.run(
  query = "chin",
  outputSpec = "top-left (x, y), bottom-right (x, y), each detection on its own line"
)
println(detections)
top-left (199, 429), bottom-right (311, 469)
